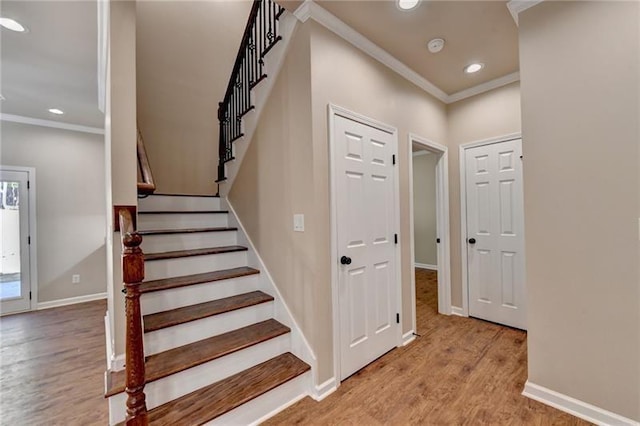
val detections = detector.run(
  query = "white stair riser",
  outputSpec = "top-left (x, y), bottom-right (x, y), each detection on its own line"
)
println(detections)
top-left (108, 334), bottom-right (291, 425)
top-left (144, 302), bottom-right (273, 355)
top-left (144, 251), bottom-right (247, 281)
top-left (139, 195), bottom-right (220, 212)
top-left (141, 231), bottom-right (237, 253)
top-left (206, 371), bottom-right (311, 426)
top-left (141, 274), bottom-right (261, 315)
top-left (138, 213), bottom-right (228, 231)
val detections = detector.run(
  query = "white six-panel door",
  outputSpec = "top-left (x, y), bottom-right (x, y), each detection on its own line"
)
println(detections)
top-left (334, 114), bottom-right (398, 381)
top-left (465, 139), bottom-right (526, 330)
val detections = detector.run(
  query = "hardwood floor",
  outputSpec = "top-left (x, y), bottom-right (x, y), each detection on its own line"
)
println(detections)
top-left (265, 269), bottom-right (591, 425)
top-left (0, 300), bottom-right (109, 425)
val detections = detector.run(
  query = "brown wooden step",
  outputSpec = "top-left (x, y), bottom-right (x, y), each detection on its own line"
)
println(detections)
top-left (143, 245), bottom-right (247, 262)
top-left (138, 227), bottom-right (237, 236)
top-left (143, 291), bottom-right (274, 333)
top-left (105, 319), bottom-right (290, 397)
top-left (124, 353), bottom-right (310, 426)
top-left (139, 267), bottom-right (260, 294)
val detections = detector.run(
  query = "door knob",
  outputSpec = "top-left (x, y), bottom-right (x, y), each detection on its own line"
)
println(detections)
top-left (340, 256), bottom-right (352, 265)
top-left (468, 238), bottom-right (476, 244)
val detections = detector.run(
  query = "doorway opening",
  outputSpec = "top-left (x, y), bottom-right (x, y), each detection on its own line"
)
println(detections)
top-left (0, 166), bottom-right (37, 315)
top-left (408, 134), bottom-right (451, 336)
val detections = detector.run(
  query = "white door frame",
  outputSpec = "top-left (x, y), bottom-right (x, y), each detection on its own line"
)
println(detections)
top-left (408, 134), bottom-right (452, 329)
top-left (459, 133), bottom-right (522, 316)
top-left (328, 104), bottom-right (402, 385)
top-left (0, 165), bottom-right (38, 313)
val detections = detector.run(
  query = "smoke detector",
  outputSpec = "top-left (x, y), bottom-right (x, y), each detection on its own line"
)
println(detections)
top-left (427, 38), bottom-right (445, 53)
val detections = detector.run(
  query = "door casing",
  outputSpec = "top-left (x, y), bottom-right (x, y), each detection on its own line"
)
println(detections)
top-left (0, 165), bottom-right (38, 314)
top-left (408, 134), bottom-right (452, 331)
top-left (328, 104), bottom-right (402, 385)
top-left (459, 133), bottom-right (523, 316)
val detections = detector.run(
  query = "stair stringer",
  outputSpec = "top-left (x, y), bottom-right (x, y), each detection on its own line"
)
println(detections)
top-left (219, 12), bottom-right (299, 197)
top-left (223, 198), bottom-right (318, 395)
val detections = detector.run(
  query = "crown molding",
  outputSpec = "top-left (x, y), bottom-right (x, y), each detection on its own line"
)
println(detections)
top-left (294, 1), bottom-right (520, 104)
top-left (0, 113), bottom-right (105, 135)
top-left (507, 0), bottom-right (545, 26)
top-left (447, 72), bottom-right (520, 104)
top-left (293, 0), bottom-right (449, 103)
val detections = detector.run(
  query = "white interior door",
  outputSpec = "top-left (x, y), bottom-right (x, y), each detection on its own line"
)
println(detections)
top-left (334, 114), bottom-right (398, 381)
top-left (0, 170), bottom-right (32, 315)
top-left (465, 139), bottom-right (526, 329)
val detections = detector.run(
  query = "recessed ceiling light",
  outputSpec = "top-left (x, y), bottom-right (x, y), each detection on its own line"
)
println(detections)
top-left (0, 17), bottom-right (26, 32)
top-left (464, 63), bottom-right (484, 74)
top-left (397, 0), bottom-right (420, 10)
top-left (427, 38), bottom-right (445, 54)
top-left (48, 108), bottom-right (64, 115)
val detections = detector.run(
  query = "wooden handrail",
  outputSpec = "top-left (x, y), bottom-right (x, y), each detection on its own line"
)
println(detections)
top-left (137, 128), bottom-right (155, 196)
top-left (118, 208), bottom-right (148, 425)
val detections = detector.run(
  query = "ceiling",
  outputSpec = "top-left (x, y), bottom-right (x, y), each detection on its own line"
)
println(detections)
top-left (287, 0), bottom-right (519, 95)
top-left (0, 1), bottom-right (104, 128)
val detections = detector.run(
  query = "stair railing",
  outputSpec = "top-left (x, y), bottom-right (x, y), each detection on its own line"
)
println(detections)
top-left (118, 208), bottom-right (148, 425)
top-left (216, 0), bottom-right (285, 184)
top-left (137, 127), bottom-right (156, 197)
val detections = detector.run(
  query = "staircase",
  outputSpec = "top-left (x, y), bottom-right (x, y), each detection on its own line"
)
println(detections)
top-left (106, 194), bottom-right (311, 425)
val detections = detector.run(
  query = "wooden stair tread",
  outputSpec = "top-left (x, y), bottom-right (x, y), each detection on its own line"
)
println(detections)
top-left (105, 319), bottom-right (290, 397)
top-left (138, 353), bottom-right (309, 426)
top-left (144, 245), bottom-right (247, 261)
top-left (143, 291), bottom-right (274, 332)
top-left (138, 210), bottom-right (228, 214)
top-left (139, 267), bottom-right (260, 294)
top-left (139, 227), bottom-right (237, 236)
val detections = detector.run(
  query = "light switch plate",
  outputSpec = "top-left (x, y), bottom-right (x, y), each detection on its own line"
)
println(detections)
top-left (294, 214), bottom-right (304, 232)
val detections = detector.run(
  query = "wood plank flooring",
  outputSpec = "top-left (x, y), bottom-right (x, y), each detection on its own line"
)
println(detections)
top-left (0, 300), bottom-right (109, 425)
top-left (264, 269), bottom-right (591, 425)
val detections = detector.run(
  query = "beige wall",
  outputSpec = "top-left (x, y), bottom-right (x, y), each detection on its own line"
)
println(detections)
top-left (446, 82), bottom-right (521, 307)
top-left (412, 152), bottom-right (438, 266)
top-left (136, 1), bottom-right (252, 195)
top-left (1, 122), bottom-right (106, 303)
top-left (107, 0), bottom-right (138, 356)
top-left (520, 1), bottom-right (639, 420)
top-left (231, 20), bottom-right (448, 383)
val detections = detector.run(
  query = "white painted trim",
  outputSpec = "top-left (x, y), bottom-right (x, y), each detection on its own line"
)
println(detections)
top-left (295, 1), bottom-right (519, 104)
top-left (0, 114), bottom-right (105, 135)
top-left (223, 198), bottom-right (317, 391)
top-left (459, 132), bottom-right (523, 318)
top-left (110, 353), bottom-right (126, 372)
top-left (523, 381), bottom-right (640, 426)
top-left (97, 0), bottom-right (109, 113)
top-left (507, 0), bottom-right (545, 26)
top-left (450, 306), bottom-right (467, 317)
top-left (408, 134), bottom-right (452, 324)
top-left (447, 72), bottom-right (520, 104)
top-left (402, 330), bottom-right (416, 346)
top-left (414, 263), bottom-right (437, 271)
top-left (311, 378), bottom-right (337, 401)
top-left (105, 312), bottom-right (113, 370)
top-left (412, 150), bottom-right (431, 157)
top-left (328, 104), bottom-right (401, 384)
top-left (0, 166), bottom-right (38, 312)
top-left (37, 292), bottom-right (107, 310)
top-left (298, 2), bottom-right (448, 103)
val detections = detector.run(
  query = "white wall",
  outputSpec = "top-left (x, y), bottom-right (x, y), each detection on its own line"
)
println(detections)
top-left (520, 1), bottom-right (639, 421)
top-left (412, 152), bottom-right (438, 266)
top-left (0, 121), bottom-right (106, 303)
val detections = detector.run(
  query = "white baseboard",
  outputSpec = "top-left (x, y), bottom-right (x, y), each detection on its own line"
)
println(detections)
top-left (415, 263), bottom-right (437, 271)
top-left (311, 378), bottom-right (337, 401)
top-left (451, 306), bottom-right (467, 317)
top-left (37, 292), bottom-right (107, 310)
top-left (110, 353), bottom-right (125, 372)
top-left (402, 330), bottom-right (416, 346)
top-left (523, 381), bottom-right (640, 426)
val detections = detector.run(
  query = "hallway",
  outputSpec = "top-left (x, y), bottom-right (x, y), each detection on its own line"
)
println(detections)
top-left (266, 269), bottom-right (589, 425)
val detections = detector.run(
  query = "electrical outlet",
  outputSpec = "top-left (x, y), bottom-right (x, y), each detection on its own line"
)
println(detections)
top-left (293, 214), bottom-right (304, 232)
top-left (72, 274), bottom-right (80, 284)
